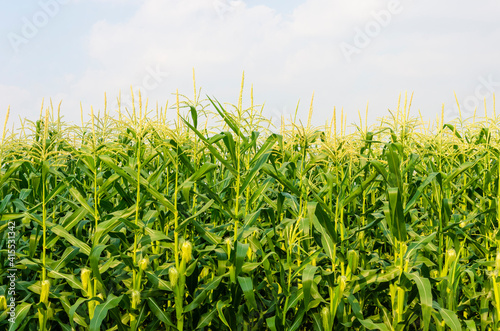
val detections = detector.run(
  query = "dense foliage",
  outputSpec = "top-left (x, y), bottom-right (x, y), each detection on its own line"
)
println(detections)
top-left (0, 88), bottom-right (500, 330)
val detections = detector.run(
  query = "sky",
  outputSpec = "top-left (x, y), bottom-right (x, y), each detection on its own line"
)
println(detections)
top-left (1, 0), bottom-right (500, 132)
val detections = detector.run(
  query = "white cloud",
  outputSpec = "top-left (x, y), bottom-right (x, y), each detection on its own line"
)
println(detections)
top-left (0, 85), bottom-right (34, 126)
top-left (3, 0), bottom-right (500, 129)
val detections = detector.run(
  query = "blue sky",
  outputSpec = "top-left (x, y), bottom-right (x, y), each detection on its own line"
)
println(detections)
top-left (1, 0), bottom-right (500, 131)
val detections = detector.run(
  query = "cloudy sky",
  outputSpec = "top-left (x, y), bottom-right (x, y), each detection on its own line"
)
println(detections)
top-left (1, 0), bottom-right (499, 131)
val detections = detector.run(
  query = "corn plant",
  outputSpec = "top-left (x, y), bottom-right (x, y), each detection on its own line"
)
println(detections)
top-left (0, 86), bottom-right (499, 330)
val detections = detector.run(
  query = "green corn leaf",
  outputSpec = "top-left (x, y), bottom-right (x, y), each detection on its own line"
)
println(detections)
top-left (93, 206), bottom-right (136, 243)
top-left (266, 316), bottom-right (277, 331)
top-left (443, 161), bottom-right (477, 186)
top-left (8, 302), bottom-right (32, 331)
top-left (0, 193), bottom-right (12, 213)
top-left (0, 161), bottom-right (23, 188)
top-left (147, 298), bottom-right (176, 328)
top-left (50, 246), bottom-right (80, 272)
top-left (47, 270), bottom-right (84, 290)
top-left (262, 163), bottom-right (301, 196)
top-left (464, 320), bottom-right (477, 331)
top-left (216, 300), bottom-right (232, 331)
top-left (387, 187), bottom-right (406, 242)
top-left (146, 271), bottom-right (173, 291)
top-left (166, 138), bottom-right (195, 173)
top-left (235, 242), bottom-right (249, 278)
top-left (370, 160), bottom-right (388, 182)
top-left (240, 149), bottom-right (271, 193)
top-left (289, 310), bottom-right (305, 331)
top-left (311, 313), bottom-right (322, 331)
top-left (97, 173), bottom-right (120, 196)
top-left (191, 219), bottom-right (222, 245)
top-left (439, 307), bottom-right (462, 331)
top-left (347, 294), bottom-right (390, 331)
top-left (302, 264), bottom-right (318, 312)
top-left (89, 294), bottom-right (123, 331)
top-left (240, 134), bottom-right (279, 192)
top-left (351, 266), bottom-right (400, 293)
top-left (183, 162), bottom-right (217, 184)
top-left (133, 302), bottom-right (148, 331)
top-left (342, 171), bottom-right (378, 207)
top-left (237, 276), bottom-right (258, 310)
top-left (100, 154), bottom-right (176, 213)
top-left (177, 199), bottom-right (214, 232)
top-left (386, 143), bottom-right (403, 190)
top-left (405, 272), bottom-right (432, 331)
top-left (90, 244), bottom-right (108, 289)
top-left (69, 187), bottom-right (95, 216)
top-left (0, 213), bottom-right (23, 221)
top-left (60, 296), bottom-right (88, 328)
top-left (442, 124), bottom-right (463, 141)
top-left (196, 308), bottom-right (218, 329)
top-left (181, 118), bottom-right (237, 175)
top-left (183, 276), bottom-right (223, 312)
top-left (404, 172), bottom-right (440, 214)
top-left (286, 288), bottom-right (304, 314)
top-left (189, 105), bottom-right (198, 128)
top-left (207, 96), bottom-right (247, 143)
top-left (404, 232), bottom-right (437, 260)
top-left (45, 180), bottom-right (68, 204)
top-left (221, 131), bottom-right (237, 167)
top-left (46, 221), bottom-right (91, 256)
top-left (320, 230), bottom-right (335, 261)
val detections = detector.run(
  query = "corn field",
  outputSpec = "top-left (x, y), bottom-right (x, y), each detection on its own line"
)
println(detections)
top-left (1, 85), bottom-right (500, 330)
